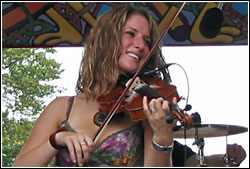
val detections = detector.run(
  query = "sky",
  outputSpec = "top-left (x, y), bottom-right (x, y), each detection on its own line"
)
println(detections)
top-left (47, 45), bottom-right (249, 167)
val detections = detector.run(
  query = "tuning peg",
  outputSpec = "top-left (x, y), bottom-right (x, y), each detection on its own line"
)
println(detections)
top-left (184, 104), bottom-right (192, 111)
top-left (172, 125), bottom-right (182, 131)
top-left (166, 115), bottom-right (176, 124)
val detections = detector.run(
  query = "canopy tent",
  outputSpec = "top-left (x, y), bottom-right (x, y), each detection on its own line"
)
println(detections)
top-left (2, 2), bottom-right (248, 48)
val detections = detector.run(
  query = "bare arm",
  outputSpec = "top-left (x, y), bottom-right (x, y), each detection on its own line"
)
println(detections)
top-left (143, 120), bottom-right (173, 166)
top-left (185, 144), bottom-right (246, 167)
top-left (13, 97), bottom-right (69, 166)
top-left (186, 154), bottom-right (232, 167)
top-left (185, 154), bottom-right (224, 167)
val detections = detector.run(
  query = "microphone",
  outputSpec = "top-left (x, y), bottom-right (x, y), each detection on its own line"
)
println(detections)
top-left (199, 3), bottom-right (224, 39)
top-left (143, 63), bottom-right (174, 76)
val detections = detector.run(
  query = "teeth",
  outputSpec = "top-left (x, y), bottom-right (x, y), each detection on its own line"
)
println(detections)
top-left (128, 53), bottom-right (140, 60)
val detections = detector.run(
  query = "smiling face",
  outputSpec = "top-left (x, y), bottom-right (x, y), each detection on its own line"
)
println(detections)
top-left (118, 14), bottom-right (151, 73)
top-left (77, 6), bottom-right (167, 100)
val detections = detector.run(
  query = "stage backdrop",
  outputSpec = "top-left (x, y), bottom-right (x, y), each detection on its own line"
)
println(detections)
top-left (2, 2), bottom-right (248, 48)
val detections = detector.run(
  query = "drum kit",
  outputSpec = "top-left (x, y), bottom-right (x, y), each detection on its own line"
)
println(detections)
top-left (173, 123), bottom-right (248, 167)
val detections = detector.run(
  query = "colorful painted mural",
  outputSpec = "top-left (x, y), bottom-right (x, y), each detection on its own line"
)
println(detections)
top-left (2, 2), bottom-right (248, 48)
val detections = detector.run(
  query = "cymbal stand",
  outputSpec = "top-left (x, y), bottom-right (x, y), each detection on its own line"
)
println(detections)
top-left (223, 136), bottom-right (230, 167)
top-left (193, 127), bottom-right (207, 167)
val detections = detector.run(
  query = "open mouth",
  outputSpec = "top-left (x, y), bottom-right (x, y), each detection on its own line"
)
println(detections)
top-left (127, 53), bottom-right (140, 61)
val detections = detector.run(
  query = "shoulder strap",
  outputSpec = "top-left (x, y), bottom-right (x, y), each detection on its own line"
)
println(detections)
top-left (66, 96), bottom-right (75, 121)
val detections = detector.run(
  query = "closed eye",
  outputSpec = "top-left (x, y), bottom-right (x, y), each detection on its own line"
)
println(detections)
top-left (126, 31), bottom-right (135, 37)
top-left (124, 30), bottom-right (151, 47)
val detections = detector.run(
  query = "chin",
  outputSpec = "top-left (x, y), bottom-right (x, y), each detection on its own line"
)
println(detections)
top-left (120, 65), bottom-right (138, 73)
top-left (124, 67), bottom-right (138, 73)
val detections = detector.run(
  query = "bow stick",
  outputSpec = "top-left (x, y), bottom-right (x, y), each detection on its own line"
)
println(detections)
top-left (93, 2), bottom-right (186, 144)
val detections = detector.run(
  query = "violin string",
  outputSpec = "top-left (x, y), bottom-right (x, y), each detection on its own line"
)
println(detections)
top-left (134, 84), bottom-right (151, 98)
top-left (135, 83), bottom-right (164, 100)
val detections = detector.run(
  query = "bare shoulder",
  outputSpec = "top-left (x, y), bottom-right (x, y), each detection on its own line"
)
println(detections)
top-left (45, 96), bottom-right (71, 113)
top-left (47, 96), bottom-right (72, 110)
top-left (38, 96), bottom-right (74, 126)
top-left (13, 96), bottom-right (75, 158)
top-left (73, 93), bottom-right (86, 102)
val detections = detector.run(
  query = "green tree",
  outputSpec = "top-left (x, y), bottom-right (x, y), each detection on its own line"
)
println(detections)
top-left (2, 111), bottom-right (35, 166)
top-left (2, 48), bottom-right (65, 166)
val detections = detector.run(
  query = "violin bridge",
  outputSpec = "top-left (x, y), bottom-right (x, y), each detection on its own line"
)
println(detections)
top-left (126, 77), bottom-right (142, 91)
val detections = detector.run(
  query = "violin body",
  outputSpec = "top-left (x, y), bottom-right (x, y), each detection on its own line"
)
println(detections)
top-left (97, 87), bottom-right (128, 114)
top-left (97, 76), bottom-right (181, 121)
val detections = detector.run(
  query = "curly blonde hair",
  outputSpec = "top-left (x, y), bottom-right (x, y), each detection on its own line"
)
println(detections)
top-left (76, 5), bottom-right (169, 101)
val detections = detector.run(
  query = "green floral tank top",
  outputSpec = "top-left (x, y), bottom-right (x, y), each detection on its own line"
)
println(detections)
top-left (55, 121), bottom-right (144, 167)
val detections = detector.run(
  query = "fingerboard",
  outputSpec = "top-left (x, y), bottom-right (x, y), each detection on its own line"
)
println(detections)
top-left (134, 83), bottom-right (166, 100)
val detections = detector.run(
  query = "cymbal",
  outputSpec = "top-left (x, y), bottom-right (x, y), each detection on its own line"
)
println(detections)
top-left (174, 124), bottom-right (248, 139)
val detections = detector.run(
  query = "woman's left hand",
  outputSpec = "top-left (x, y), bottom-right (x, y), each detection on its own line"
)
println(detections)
top-left (143, 96), bottom-right (177, 143)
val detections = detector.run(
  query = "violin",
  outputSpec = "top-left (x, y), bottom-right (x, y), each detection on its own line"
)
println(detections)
top-left (97, 74), bottom-right (194, 129)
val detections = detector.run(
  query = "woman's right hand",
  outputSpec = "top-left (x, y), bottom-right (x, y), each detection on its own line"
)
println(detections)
top-left (55, 131), bottom-right (94, 166)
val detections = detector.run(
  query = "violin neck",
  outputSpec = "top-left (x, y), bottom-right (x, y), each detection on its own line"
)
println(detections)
top-left (134, 84), bottom-right (175, 109)
top-left (134, 83), bottom-right (182, 117)
top-left (134, 83), bottom-right (165, 100)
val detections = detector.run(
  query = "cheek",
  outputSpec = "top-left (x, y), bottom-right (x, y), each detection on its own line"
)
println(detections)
top-left (121, 36), bottom-right (130, 50)
top-left (118, 54), bottom-right (137, 72)
top-left (140, 48), bottom-right (150, 63)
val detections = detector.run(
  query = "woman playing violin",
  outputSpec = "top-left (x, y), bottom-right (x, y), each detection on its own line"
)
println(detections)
top-left (14, 5), bottom-right (246, 167)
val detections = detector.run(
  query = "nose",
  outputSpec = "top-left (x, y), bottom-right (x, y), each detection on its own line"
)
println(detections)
top-left (134, 34), bottom-right (146, 50)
